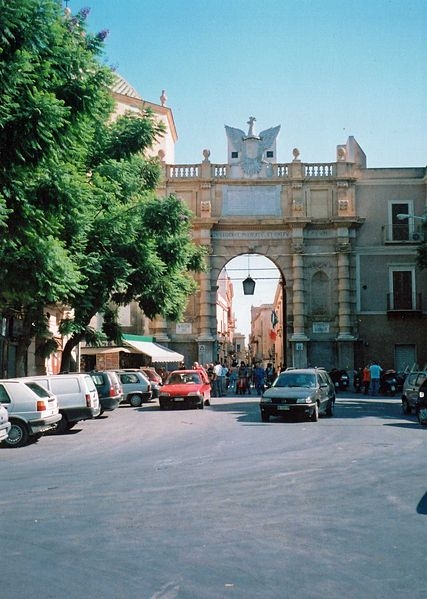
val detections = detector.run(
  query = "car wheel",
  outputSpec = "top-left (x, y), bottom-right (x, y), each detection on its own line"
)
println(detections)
top-left (129, 394), bottom-right (143, 407)
top-left (5, 421), bottom-right (29, 447)
top-left (261, 412), bottom-right (270, 422)
top-left (55, 415), bottom-right (70, 434)
top-left (198, 400), bottom-right (204, 409)
top-left (325, 399), bottom-right (334, 417)
top-left (311, 403), bottom-right (319, 422)
top-left (159, 400), bottom-right (166, 410)
top-left (402, 399), bottom-right (411, 415)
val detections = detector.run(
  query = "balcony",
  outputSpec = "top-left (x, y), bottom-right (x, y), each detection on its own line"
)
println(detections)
top-left (387, 293), bottom-right (423, 319)
top-left (382, 223), bottom-right (424, 244)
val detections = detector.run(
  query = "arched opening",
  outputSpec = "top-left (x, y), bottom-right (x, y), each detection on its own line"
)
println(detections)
top-left (215, 253), bottom-right (286, 371)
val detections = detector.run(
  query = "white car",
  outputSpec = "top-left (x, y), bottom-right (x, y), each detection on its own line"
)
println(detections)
top-left (0, 379), bottom-right (62, 447)
top-left (0, 404), bottom-right (11, 444)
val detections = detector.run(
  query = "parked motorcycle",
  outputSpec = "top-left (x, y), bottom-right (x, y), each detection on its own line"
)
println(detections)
top-left (380, 369), bottom-right (398, 396)
top-left (329, 369), bottom-right (350, 392)
top-left (353, 369), bottom-right (362, 393)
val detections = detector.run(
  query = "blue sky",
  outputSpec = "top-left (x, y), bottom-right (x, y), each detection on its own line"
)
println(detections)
top-left (67, 0), bottom-right (427, 167)
top-left (66, 0), bottom-right (427, 337)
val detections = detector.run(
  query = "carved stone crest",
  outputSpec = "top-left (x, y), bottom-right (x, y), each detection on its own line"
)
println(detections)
top-left (225, 117), bottom-right (280, 176)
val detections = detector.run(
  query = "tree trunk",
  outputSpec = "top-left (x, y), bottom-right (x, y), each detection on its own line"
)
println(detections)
top-left (14, 311), bottom-right (38, 377)
top-left (61, 334), bottom-right (83, 373)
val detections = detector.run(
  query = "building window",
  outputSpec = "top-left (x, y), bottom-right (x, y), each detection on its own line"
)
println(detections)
top-left (389, 267), bottom-right (415, 310)
top-left (389, 201), bottom-right (413, 241)
top-left (266, 151), bottom-right (274, 158)
top-left (231, 151), bottom-right (238, 159)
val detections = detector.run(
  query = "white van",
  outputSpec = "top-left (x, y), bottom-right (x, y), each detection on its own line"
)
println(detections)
top-left (18, 373), bottom-right (100, 433)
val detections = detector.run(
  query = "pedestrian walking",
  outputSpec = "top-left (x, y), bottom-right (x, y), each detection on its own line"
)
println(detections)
top-left (369, 361), bottom-right (382, 396)
top-left (207, 363), bottom-right (218, 397)
top-left (253, 362), bottom-right (266, 395)
top-left (214, 361), bottom-right (223, 396)
top-left (237, 361), bottom-right (248, 395)
top-left (228, 362), bottom-right (238, 393)
top-left (362, 365), bottom-right (371, 395)
top-left (265, 363), bottom-right (276, 388)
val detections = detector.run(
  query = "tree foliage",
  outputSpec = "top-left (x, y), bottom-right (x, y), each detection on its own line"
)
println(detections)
top-left (0, 1), bottom-right (206, 374)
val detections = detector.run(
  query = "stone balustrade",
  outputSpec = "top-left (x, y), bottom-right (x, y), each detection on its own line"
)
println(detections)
top-left (304, 163), bottom-right (336, 177)
top-left (166, 162), bottom-right (342, 180)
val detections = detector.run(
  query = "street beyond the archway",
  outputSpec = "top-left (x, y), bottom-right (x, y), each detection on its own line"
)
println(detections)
top-left (1, 393), bottom-right (426, 599)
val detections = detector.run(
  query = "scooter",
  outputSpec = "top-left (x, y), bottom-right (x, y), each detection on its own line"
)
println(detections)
top-left (380, 370), bottom-right (398, 396)
top-left (329, 369), bottom-right (350, 392)
top-left (339, 370), bottom-right (350, 391)
top-left (353, 369), bottom-right (362, 393)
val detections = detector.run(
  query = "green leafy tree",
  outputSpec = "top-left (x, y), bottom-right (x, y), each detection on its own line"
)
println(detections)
top-left (0, 1), bottom-right (206, 374)
top-left (0, 0), bottom-right (115, 373)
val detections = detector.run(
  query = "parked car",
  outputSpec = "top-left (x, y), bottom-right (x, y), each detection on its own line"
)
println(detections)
top-left (0, 379), bottom-right (61, 447)
top-left (158, 369), bottom-right (211, 410)
top-left (17, 373), bottom-right (100, 433)
top-left (260, 367), bottom-right (335, 422)
top-left (0, 403), bottom-right (11, 444)
top-left (141, 367), bottom-right (162, 398)
top-left (416, 379), bottom-right (427, 425)
top-left (115, 370), bottom-right (152, 407)
top-left (401, 371), bottom-right (427, 415)
top-left (90, 371), bottom-right (123, 415)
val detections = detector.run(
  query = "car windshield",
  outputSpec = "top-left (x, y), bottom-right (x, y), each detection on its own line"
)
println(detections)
top-left (274, 373), bottom-right (316, 388)
top-left (167, 372), bottom-right (201, 385)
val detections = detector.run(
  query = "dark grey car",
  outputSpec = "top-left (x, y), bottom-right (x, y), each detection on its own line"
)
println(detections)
top-left (260, 367), bottom-right (335, 422)
top-left (401, 371), bottom-right (427, 414)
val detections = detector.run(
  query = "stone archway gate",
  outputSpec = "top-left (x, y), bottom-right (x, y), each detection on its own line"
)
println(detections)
top-left (153, 133), bottom-right (363, 370)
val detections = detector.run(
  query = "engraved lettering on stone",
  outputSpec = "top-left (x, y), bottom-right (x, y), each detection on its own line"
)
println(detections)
top-left (222, 185), bottom-right (282, 216)
top-left (211, 230), bottom-right (291, 240)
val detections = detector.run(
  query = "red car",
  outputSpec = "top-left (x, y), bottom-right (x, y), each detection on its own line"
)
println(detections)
top-left (158, 370), bottom-right (211, 410)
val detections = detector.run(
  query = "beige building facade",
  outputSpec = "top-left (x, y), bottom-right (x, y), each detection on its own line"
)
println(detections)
top-left (152, 119), bottom-right (426, 372)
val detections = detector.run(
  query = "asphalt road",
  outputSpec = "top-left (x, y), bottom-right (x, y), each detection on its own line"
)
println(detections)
top-left (1, 392), bottom-right (426, 599)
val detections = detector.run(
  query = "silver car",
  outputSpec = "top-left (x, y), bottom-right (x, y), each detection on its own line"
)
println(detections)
top-left (0, 404), bottom-right (11, 444)
top-left (260, 367), bottom-right (336, 422)
top-left (115, 370), bottom-right (152, 407)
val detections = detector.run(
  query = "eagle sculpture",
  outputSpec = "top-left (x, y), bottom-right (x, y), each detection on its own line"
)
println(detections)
top-left (225, 117), bottom-right (281, 176)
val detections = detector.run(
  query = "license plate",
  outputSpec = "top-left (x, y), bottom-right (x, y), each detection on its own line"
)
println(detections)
top-left (173, 397), bottom-right (185, 402)
top-left (391, 386), bottom-right (395, 391)
top-left (278, 405), bottom-right (290, 411)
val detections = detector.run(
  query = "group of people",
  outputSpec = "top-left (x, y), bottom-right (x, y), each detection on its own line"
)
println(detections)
top-left (192, 360), bottom-right (279, 397)
top-left (361, 361), bottom-right (383, 395)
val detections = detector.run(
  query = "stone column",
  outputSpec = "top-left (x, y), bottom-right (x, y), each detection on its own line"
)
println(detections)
top-left (336, 240), bottom-right (354, 371)
top-left (196, 269), bottom-right (216, 366)
top-left (151, 315), bottom-right (170, 343)
top-left (336, 242), bottom-right (353, 340)
top-left (289, 240), bottom-right (308, 367)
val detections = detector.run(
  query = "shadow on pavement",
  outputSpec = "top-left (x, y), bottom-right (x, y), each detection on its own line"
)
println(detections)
top-left (417, 491), bottom-right (427, 515)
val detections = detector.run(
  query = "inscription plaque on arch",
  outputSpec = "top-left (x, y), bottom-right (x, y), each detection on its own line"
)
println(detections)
top-left (222, 185), bottom-right (282, 216)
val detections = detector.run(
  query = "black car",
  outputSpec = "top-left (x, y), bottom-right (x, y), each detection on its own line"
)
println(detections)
top-left (260, 367), bottom-right (335, 422)
top-left (90, 371), bottom-right (123, 414)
